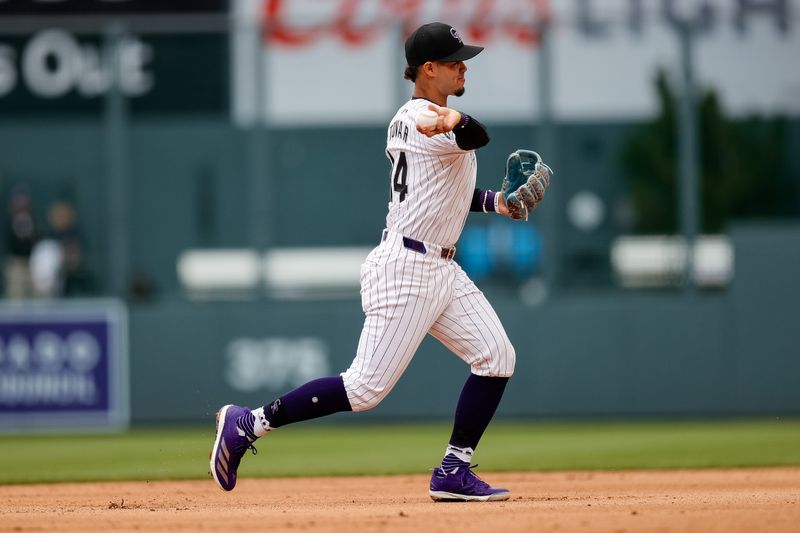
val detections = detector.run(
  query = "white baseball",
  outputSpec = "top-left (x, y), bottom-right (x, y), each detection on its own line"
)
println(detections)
top-left (416, 109), bottom-right (439, 129)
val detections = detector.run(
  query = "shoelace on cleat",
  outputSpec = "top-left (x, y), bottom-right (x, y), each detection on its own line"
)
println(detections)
top-left (230, 413), bottom-right (259, 458)
top-left (462, 464), bottom-right (491, 490)
top-left (229, 438), bottom-right (258, 460)
top-left (431, 464), bottom-right (490, 487)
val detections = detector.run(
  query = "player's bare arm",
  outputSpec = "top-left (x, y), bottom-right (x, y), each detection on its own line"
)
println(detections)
top-left (495, 193), bottom-right (513, 217)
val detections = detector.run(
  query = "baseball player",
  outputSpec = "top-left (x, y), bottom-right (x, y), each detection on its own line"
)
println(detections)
top-left (211, 22), bottom-right (552, 502)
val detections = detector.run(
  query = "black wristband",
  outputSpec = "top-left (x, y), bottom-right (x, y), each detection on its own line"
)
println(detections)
top-left (483, 190), bottom-right (497, 213)
top-left (470, 188), bottom-right (497, 213)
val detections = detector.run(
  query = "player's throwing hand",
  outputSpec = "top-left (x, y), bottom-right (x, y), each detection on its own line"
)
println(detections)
top-left (416, 104), bottom-right (463, 137)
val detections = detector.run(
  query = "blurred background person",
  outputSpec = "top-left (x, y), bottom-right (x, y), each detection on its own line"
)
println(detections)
top-left (3, 184), bottom-right (38, 299)
top-left (48, 199), bottom-right (93, 296)
top-left (30, 199), bottom-right (94, 298)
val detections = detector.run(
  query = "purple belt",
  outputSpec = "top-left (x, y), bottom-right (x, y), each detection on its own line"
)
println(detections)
top-left (382, 230), bottom-right (456, 261)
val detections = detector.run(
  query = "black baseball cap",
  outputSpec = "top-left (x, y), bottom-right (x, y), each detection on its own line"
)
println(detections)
top-left (405, 22), bottom-right (484, 67)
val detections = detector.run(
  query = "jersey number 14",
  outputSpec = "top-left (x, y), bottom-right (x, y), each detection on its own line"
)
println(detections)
top-left (388, 151), bottom-right (408, 203)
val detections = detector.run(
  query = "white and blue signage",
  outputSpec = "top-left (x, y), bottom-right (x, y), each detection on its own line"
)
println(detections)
top-left (0, 300), bottom-right (129, 431)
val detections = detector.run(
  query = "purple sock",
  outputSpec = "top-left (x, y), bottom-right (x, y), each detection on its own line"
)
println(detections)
top-left (449, 374), bottom-right (509, 450)
top-left (264, 376), bottom-right (352, 428)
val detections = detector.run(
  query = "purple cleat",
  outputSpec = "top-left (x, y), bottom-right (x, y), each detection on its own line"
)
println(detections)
top-left (429, 464), bottom-right (511, 502)
top-left (210, 404), bottom-right (258, 491)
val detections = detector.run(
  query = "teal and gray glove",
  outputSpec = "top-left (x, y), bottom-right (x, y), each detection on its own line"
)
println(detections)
top-left (500, 149), bottom-right (553, 220)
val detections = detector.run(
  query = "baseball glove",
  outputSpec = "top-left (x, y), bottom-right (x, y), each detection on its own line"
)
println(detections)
top-left (500, 149), bottom-right (553, 220)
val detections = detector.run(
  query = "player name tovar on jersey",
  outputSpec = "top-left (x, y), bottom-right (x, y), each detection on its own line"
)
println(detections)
top-left (385, 98), bottom-right (478, 248)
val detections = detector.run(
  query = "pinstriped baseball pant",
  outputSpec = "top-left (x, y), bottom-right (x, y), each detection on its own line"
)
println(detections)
top-left (341, 230), bottom-right (516, 412)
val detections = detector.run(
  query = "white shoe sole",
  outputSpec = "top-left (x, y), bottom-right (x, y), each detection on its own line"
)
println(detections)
top-left (209, 404), bottom-right (233, 492)
top-left (429, 490), bottom-right (511, 502)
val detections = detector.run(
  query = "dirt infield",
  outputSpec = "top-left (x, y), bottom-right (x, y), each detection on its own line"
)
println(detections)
top-left (1, 468), bottom-right (798, 532)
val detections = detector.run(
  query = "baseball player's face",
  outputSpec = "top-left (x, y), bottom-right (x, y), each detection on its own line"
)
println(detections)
top-left (434, 61), bottom-right (467, 97)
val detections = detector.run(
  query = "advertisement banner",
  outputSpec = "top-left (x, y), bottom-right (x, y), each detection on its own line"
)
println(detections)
top-left (0, 300), bottom-right (129, 431)
top-left (232, 0), bottom-right (800, 125)
top-left (0, 2), bottom-right (228, 115)
top-left (0, 31), bottom-right (228, 115)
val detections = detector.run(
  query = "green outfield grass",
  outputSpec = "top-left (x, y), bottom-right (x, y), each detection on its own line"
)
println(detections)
top-left (0, 419), bottom-right (798, 485)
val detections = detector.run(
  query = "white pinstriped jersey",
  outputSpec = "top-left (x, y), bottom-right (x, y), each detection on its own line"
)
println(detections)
top-left (385, 98), bottom-right (478, 248)
top-left (339, 99), bottom-right (515, 412)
